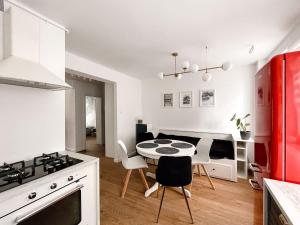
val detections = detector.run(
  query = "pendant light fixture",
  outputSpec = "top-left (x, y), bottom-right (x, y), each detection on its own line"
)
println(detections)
top-left (202, 46), bottom-right (212, 82)
top-left (157, 47), bottom-right (232, 81)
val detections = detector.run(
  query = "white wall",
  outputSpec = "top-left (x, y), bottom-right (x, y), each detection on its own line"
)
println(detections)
top-left (142, 65), bottom-right (256, 161)
top-left (65, 77), bottom-right (104, 152)
top-left (66, 52), bottom-right (142, 157)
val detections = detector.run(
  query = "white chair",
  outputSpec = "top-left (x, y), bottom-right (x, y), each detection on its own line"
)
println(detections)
top-left (191, 138), bottom-right (215, 190)
top-left (117, 140), bottom-right (149, 198)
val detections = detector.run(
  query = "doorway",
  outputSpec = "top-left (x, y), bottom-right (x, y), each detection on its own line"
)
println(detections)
top-left (85, 96), bottom-right (103, 156)
top-left (65, 72), bottom-right (111, 157)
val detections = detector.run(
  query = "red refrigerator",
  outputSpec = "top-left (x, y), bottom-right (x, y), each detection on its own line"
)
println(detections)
top-left (251, 51), bottom-right (300, 188)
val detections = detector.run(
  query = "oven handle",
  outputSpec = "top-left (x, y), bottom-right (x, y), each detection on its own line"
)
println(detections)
top-left (15, 184), bottom-right (84, 224)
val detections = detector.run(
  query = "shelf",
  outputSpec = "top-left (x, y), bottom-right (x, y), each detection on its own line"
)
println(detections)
top-left (237, 148), bottom-right (246, 161)
top-left (237, 161), bottom-right (248, 179)
top-left (237, 156), bottom-right (247, 162)
top-left (237, 142), bottom-right (246, 149)
top-left (237, 170), bottom-right (247, 178)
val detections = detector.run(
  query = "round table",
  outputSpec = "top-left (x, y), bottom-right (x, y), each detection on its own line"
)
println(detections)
top-left (136, 139), bottom-right (196, 159)
top-left (136, 139), bottom-right (196, 198)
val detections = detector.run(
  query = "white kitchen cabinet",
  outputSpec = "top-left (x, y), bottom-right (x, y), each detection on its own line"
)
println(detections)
top-left (4, 6), bottom-right (65, 80)
top-left (39, 20), bottom-right (65, 79)
top-left (4, 6), bottom-right (40, 62)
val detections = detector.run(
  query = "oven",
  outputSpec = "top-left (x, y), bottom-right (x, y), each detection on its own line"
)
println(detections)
top-left (0, 174), bottom-right (90, 225)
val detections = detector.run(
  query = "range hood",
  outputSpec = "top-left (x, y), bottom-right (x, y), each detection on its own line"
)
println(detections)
top-left (0, 56), bottom-right (71, 90)
top-left (0, 6), bottom-right (71, 91)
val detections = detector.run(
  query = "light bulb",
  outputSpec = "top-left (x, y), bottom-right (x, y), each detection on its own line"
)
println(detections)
top-left (182, 61), bottom-right (190, 70)
top-left (157, 72), bottom-right (164, 80)
top-left (202, 72), bottom-right (212, 82)
top-left (191, 64), bottom-right (199, 73)
top-left (222, 62), bottom-right (233, 71)
top-left (176, 73), bottom-right (182, 80)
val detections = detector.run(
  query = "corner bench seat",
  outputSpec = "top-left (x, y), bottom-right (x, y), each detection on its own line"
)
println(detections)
top-left (155, 130), bottom-right (237, 182)
top-left (156, 133), bottom-right (235, 160)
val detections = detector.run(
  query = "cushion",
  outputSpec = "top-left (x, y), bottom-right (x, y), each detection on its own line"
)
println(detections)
top-left (209, 139), bottom-right (234, 160)
top-left (137, 132), bottom-right (154, 144)
top-left (156, 133), bottom-right (200, 147)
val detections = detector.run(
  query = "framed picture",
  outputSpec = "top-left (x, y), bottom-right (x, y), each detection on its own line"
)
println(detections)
top-left (162, 92), bottom-right (174, 108)
top-left (180, 91), bottom-right (193, 108)
top-left (200, 89), bottom-right (216, 107)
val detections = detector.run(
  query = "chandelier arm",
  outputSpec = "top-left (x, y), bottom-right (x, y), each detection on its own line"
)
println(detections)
top-left (163, 65), bottom-right (222, 77)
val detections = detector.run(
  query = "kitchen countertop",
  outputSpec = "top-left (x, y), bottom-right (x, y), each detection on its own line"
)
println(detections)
top-left (264, 178), bottom-right (300, 225)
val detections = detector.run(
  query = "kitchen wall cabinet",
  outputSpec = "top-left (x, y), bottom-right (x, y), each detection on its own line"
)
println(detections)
top-left (4, 6), bottom-right (65, 80)
top-left (4, 6), bottom-right (40, 62)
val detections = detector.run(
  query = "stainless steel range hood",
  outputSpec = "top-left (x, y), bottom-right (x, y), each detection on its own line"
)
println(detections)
top-left (0, 56), bottom-right (71, 90)
top-left (0, 6), bottom-right (71, 91)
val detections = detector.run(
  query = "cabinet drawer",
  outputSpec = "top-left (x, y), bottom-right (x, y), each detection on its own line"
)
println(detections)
top-left (268, 195), bottom-right (290, 225)
top-left (204, 163), bottom-right (233, 181)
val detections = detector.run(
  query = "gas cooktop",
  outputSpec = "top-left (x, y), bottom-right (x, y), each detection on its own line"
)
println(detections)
top-left (0, 152), bottom-right (83, 193)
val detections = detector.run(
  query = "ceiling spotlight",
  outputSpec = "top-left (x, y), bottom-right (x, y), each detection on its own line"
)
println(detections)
top-left (222, 62), bottom-right (233, 71)
top-left (157, 72), bottom-right (164, 80)
top-left (249, 45), bottom-right (254, 54)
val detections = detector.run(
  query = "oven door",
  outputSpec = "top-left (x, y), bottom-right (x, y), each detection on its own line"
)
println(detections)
top-left (1, 178), bottom-right (89, 225)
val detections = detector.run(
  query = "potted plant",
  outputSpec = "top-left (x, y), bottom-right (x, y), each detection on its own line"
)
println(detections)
top-left (230, 113), bottom-right (251, 140)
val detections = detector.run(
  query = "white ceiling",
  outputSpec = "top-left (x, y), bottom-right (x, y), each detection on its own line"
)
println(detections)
top-left (15, 0), bottom-right (300, 79)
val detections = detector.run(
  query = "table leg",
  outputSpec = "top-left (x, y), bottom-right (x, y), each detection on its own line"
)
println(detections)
top-left (145, 172), bottom-right (156, 179)
top-left (145, 182), bottom-right (159, 197)
top-left (170, 187), bottom-right (192, 198)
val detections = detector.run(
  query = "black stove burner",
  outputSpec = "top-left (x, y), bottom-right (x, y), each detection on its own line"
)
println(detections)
top-left (34, 152), bottom-right (59, 166)
top-left (0, 152), bottom-right (83, 193)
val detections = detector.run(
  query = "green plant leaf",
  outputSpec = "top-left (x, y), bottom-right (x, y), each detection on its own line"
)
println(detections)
top-left (245, 123), bottom-right (250, 126)
top-left (230, 113), bottom-right (236, 121)
top-left (236, 118), bottom-right (241, 127)
top-left (243, 113), bottom-right (250, 119)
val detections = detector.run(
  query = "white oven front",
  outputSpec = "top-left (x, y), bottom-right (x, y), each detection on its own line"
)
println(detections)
top-left (0, 176), bottom-right (89, 225)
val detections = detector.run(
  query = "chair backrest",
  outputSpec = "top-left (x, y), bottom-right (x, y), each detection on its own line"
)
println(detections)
top-left (195, 138), bottom-right (213, 163)
top-left (117, 140), bottom-right (129, 163)
top-left (156, 156), bottom-right (192, 187)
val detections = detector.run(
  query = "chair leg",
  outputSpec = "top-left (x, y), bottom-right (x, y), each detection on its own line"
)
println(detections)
top-left (139, 169), bottom-right (149, 190)
top-left (181, 186), bottom-right (194, 224)
top-left (156, 184), bottom-right (160, 198)
top-left (121, 170), bottom-right (132, 198)
top-left (156, 187), bottom-right (166, 223)
top-left (197, 164), bottom-right (201, 177)
top-left (201, 165), bottom-right (215, 190)
top-left (189, 170), bottom-right (194, 192)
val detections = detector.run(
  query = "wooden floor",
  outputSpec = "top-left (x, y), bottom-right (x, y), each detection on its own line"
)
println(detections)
top-left (81, 138), bottom-right (263, 225)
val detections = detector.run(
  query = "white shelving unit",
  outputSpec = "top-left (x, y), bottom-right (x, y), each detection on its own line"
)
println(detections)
top-left (233, 137), bottom-right (254, 179)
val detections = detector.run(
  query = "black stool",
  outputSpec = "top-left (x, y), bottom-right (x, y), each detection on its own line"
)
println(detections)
top-left (156, 156), bottom-right (193, 224)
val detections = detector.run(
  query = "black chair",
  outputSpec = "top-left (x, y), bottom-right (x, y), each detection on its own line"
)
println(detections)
top-left (156, 156), bottom-right (193, 224)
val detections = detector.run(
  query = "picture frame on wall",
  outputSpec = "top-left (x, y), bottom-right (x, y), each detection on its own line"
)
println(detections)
top-left (179, 91), bottom-right (193, 108)
top-left (162, 92), bottom-right (174, 108)
top-left (200, 89), bottom-right (216, 107)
